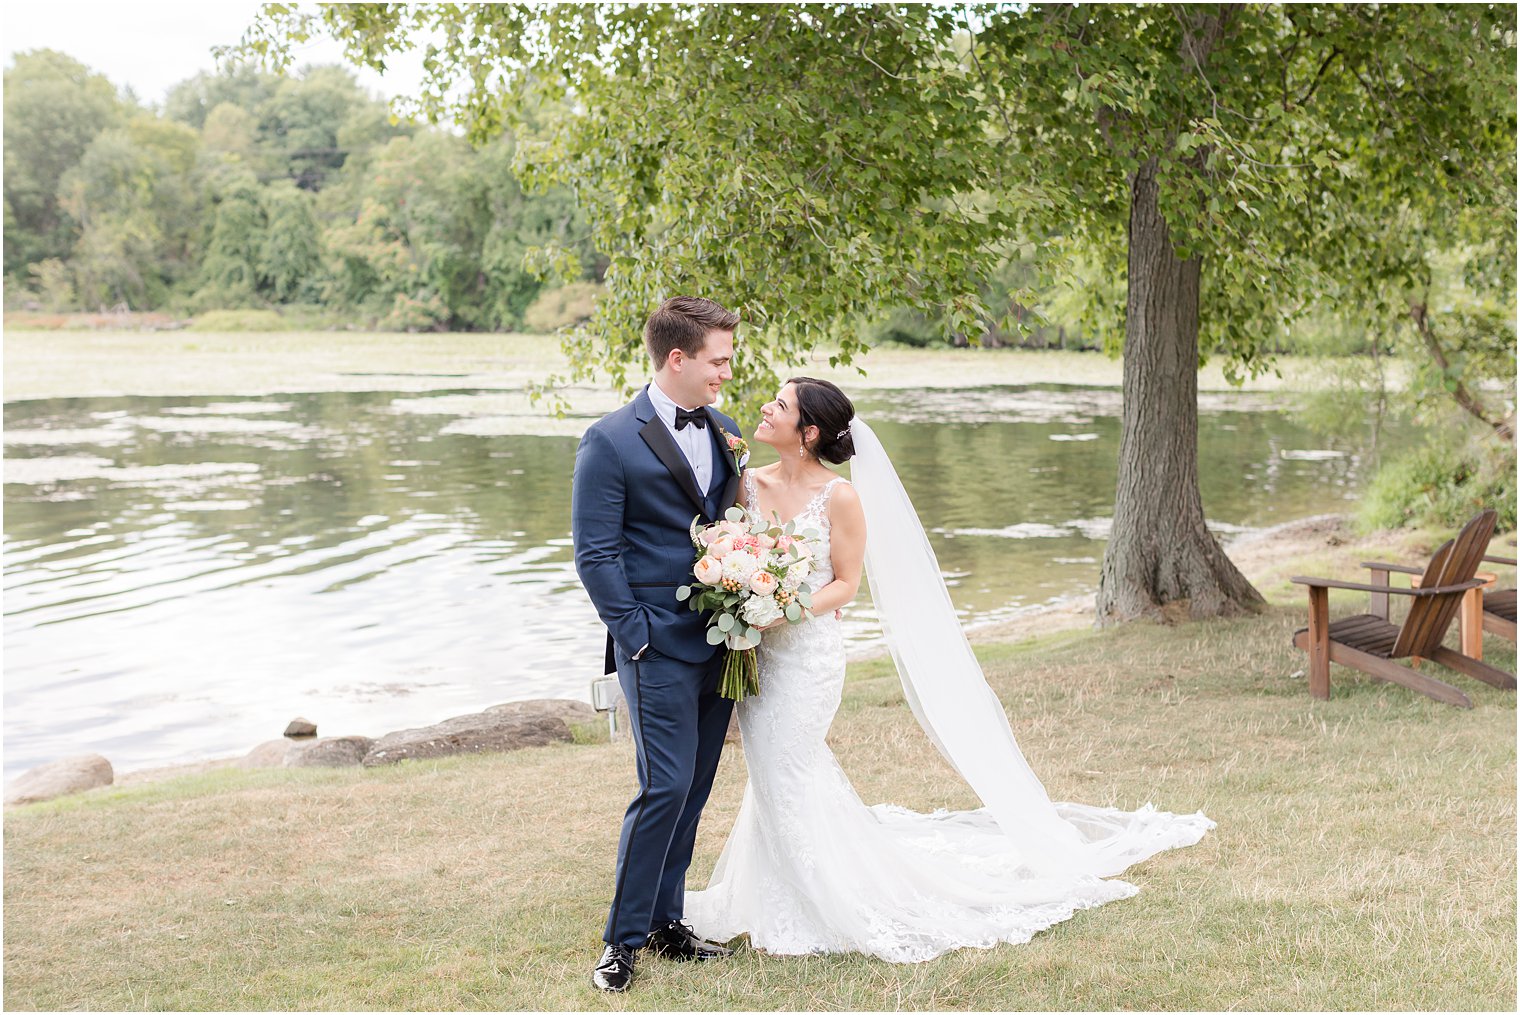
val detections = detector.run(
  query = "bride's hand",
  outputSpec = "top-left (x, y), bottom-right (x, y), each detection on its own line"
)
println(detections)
top-left (758, 608), bottom-right (840, 632)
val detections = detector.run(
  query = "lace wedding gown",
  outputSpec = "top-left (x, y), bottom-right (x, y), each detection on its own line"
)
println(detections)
top-left (684, 472), bottom-right (1211, 963)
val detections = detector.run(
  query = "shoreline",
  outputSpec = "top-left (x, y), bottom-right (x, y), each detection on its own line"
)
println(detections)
top-left (3, 328), bottom-right (1406, 403)
top-left (12, 511), bottom-right (1440, 793)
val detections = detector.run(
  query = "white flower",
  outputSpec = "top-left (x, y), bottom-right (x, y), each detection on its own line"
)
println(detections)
top-left (742, 594), bottom-right (783, 627)
top-left (721, 550), bottom-right (761, 583)
top-left (782, 558), bottom-right (812, 590)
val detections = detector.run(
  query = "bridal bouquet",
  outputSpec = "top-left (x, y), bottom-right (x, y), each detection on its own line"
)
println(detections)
top-left (678, 507), bottom-right (818, 701)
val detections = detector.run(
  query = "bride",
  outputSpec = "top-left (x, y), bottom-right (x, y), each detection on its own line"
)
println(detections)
top-left (683, 377), bottom-right (1215, 963)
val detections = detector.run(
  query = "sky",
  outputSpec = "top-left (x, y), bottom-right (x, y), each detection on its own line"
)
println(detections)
top-left (1, 0), bottom-right (426, 103)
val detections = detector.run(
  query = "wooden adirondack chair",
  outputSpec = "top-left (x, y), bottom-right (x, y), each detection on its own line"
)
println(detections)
top-left (1291, 509), bottom-right (1516, 708)
top-left (1359, 547), bottom-right (1517, 651)
top-left (1480, 554), bottom-right (1516, 643)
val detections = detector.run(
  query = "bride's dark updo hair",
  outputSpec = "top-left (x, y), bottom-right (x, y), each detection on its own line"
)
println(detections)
top-left (787, 376), bottom-right (855, 464)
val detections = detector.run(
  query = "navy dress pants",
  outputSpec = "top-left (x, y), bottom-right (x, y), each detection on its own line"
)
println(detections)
top-left (603, 643), bottom-right (733, 949)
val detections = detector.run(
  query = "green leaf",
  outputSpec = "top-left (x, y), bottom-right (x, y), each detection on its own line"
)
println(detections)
top-left (705, 625), bottom-right (726, 646)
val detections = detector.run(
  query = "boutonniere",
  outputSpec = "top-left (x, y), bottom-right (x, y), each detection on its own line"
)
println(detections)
top-left (720, 428), bottom-right (750, 470)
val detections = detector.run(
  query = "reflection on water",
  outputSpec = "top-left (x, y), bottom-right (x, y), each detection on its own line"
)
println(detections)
top-left (3, 386), bottom-right (1405, 779)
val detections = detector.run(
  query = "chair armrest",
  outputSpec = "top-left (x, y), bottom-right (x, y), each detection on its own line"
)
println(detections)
top-left (1361, 561), bottom-right (1423, 576)
top-left (1416, 578), bottom-right (1491, 595)
top-left (1482, 554), bottom-right (1517, 566)
top-left (1291, 576), bottom-right (1488, 596)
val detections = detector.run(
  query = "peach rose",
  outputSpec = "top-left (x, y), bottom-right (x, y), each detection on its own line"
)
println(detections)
top-left (698, 526), bottom-right (720, 546)
top-left (748, 570), bottom-right (780, 596)
top-left (693, 555), bottom-right (724, 586)
top-left (756, 533), bottom-right (777, 550)
top-left (708, 537), bottom-right (735, 559)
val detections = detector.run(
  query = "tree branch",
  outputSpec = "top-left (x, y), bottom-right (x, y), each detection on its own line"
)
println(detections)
top-left (1409, 300), bottom-right (1515, 441)
top-left (1298, 45), bottom-right (1342, 106)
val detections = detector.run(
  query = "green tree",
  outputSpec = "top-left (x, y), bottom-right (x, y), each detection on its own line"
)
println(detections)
top-left (312, 128), bottom-right (596, 329)
top-left (3, 49), bottom-right (125, 277)
top-left (59, 116), bottom-right (203, 308)
top-left (237, 3), bottom-right (1514, 623)
top-left (164, 65), bottom-right (281, 131)
top-left (199, 178), bottom-right (266, 304)
top-left (201, 102), bottom-right (259, 161)
top-left (476, 135), bottom-right (599, 329)
top-left (259, 181), bottom-right (324, 302)
top-left (1311, 183), bottom-right (1516, 443)
top-left (257, 65), bottom-right (403, 190)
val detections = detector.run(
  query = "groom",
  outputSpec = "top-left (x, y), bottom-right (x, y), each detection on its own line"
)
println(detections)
top-left (571, 296), bottom-right (746, 992)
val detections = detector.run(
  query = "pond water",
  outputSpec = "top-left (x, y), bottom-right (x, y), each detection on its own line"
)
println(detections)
top-left (3, 385), bottom-right (1402, 780)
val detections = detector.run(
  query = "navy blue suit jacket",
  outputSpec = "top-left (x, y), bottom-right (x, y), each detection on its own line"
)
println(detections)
top-left (572, 386), bottom-right (744, 671)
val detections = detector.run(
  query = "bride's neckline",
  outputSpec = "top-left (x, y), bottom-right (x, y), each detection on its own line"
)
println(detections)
top-left (747, 467), bottom-right (843, 527)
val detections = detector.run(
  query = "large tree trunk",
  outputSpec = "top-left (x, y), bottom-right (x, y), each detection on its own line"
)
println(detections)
top-left (1096, 157), bottom-right (1265, 625)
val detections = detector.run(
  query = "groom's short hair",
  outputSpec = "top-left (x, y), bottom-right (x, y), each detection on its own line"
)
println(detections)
top-left (645, 296), bottom-right (740, 367)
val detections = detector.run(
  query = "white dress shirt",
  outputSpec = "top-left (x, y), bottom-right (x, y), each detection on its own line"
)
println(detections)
top-left (647, 379), bottom-right (714, 493)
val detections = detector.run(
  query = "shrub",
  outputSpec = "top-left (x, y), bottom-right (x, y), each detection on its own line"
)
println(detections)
top-left (1359, 433), bottom-right (1517, 533)
top-left (188, 309), bottom-right (286, 332)
top-left (380, 291), bottom-right (450, 332)
top-left (522, 281), bottom-right (601, 333)
top-left (26, 259), bottom-right (76, 312)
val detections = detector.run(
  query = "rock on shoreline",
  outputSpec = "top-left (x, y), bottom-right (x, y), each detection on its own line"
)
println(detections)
top-left (5, 698), bottom-right (602, 806)
top-left (362, 709), bottom-right (576, 766)
top-left (4, 754), bottom-right (113, 806)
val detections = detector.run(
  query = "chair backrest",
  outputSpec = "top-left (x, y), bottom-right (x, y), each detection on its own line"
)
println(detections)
top-left (1392, 509), bottom-right (1498, 658)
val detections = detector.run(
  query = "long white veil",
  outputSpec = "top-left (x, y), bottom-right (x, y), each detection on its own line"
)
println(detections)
top-left (848, 417), bottom-right (1214, 879)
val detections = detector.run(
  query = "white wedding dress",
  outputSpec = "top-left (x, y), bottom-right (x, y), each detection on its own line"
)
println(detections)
top-left (685, 426), bottom-right (1215, 963)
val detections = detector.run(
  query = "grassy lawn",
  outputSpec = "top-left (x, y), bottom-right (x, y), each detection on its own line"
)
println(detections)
top-left (4, 529), bottom-right (1513, 1011)
top-left (2, 326), bottom-right (1403, 402)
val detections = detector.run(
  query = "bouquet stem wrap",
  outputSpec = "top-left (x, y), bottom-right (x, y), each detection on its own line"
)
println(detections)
top-left (681, 507), bottom-right (819, 704)
top-left (720, 636), bottom-right (760, 701)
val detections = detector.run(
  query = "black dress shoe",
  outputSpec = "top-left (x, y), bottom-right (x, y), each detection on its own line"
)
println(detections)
top-left (591, 943), bottom-right (636, 992)
top-left (645, 920), bottom-right (733, 961)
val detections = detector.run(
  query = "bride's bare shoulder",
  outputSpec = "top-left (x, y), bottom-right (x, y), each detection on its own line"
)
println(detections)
top-left (826, 477), bottom-right (861, 511)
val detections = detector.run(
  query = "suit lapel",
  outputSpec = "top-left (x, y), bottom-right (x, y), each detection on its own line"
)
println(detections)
top-left (637, 388), bottom-right (707, 516)
top-left (704, 408), bottom-right (742, 513)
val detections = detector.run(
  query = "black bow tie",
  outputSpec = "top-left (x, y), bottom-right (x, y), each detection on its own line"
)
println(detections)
top-left (674, 406), bottom-right (708, 431)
